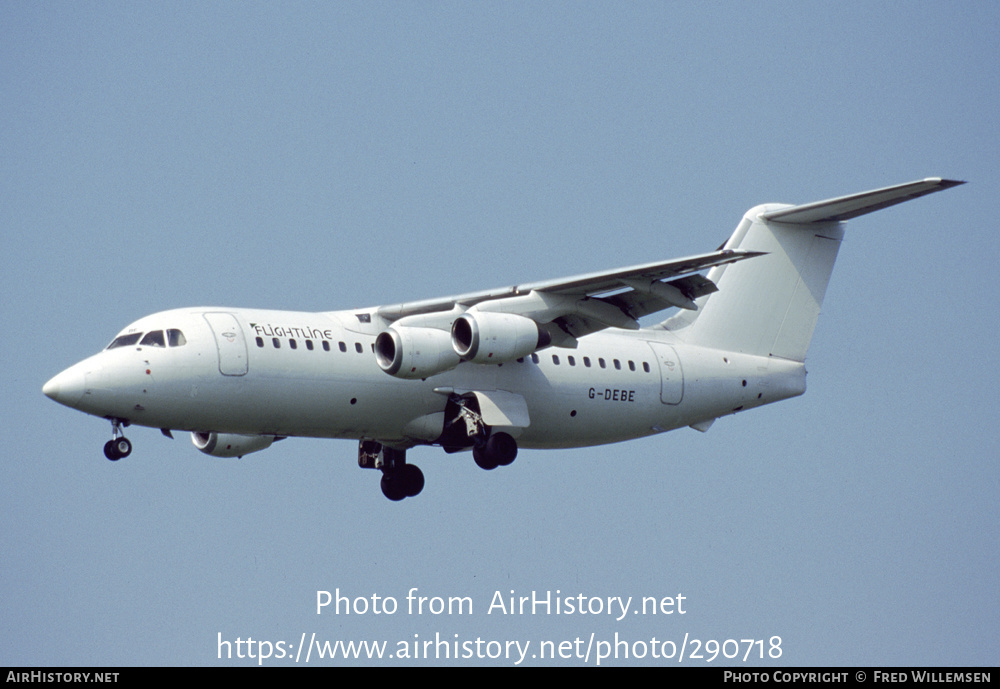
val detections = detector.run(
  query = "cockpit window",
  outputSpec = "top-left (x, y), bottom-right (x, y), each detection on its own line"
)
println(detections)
top-left (107, 333), bottom-right (143, 349)
top-left (140, 330), bottom-right (166, 347)
top-left (167, 329), bottom-right (187, 347)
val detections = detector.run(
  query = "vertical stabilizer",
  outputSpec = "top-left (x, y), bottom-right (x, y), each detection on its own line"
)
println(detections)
top-left (665, 178), bottom-right (963, 362)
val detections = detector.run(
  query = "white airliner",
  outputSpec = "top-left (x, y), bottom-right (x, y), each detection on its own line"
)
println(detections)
top-left (43, 178), bottom-right (962, 500)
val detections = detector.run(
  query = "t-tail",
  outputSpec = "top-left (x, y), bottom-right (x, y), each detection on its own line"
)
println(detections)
top-left (665, 178), bottom-right (964, 362)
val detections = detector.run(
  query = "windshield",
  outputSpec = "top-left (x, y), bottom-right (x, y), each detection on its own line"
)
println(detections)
top-left (107, 328), bottom-right (187, 349)
top-left (140, 330), bottom-right (165, 347)
top-left (107, 333), bottom-right (142, 349)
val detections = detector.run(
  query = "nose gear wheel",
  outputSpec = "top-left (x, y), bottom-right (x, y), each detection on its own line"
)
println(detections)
top-left (103, 418), bottom-right (132, 461)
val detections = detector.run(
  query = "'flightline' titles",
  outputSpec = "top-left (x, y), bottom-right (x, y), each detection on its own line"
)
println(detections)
top-left (250, 323), bottom-right (335, 341)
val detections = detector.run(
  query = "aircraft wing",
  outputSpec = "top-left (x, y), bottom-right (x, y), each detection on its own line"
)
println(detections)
top-left (376, 248), bottom-right (763, 339)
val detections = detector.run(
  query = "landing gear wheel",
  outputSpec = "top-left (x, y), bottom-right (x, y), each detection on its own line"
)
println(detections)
top-left (488, 432), bottom-right (517, 466)
top-left (474, 432), bottom-right (517, 470)
top-left (380, 473), bottom-right (408, 501)
top-left (473, 445), bottom-right (499, 470)
top-left (380, 464), bottom-right (425, 501)
top-left (114, 437), bottom-right (132, 459)
top-left (103, 437), bottom-right (132, 461)
top-left (402, 464), bottom-right (425, 497)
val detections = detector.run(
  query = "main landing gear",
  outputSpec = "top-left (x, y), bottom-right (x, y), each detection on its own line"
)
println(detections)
top-left (103, 418), bottom-right (132, 461)
top-left (472, 431), bottom-right (518, 470)
top-left (359, 393), bottom-right (523, 501)
top-left (358, 432), bottom-right (518, 501)
top-left (358, 440), bottom-right (424, 501)
top-left (440, 394), bottom-right (518, 471)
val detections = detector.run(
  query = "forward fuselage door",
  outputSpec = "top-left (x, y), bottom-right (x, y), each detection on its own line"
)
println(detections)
top-left (203, 312), bottom-right (249, 376)
top-left (647, 341), bottom-right (683, 405)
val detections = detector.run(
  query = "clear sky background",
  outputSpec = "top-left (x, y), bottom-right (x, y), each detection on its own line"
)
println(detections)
top-left (2, 2), bottom-right (997, 667)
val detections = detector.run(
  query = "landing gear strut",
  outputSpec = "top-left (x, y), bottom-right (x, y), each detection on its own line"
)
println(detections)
top-left (359, 440), bottom-right (424, 501)
top-left (103, 418), bottom-right (132, 461)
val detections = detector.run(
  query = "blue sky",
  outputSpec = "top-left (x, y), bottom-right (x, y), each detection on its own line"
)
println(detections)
top-left (3, 2), bottom-right (997, 666)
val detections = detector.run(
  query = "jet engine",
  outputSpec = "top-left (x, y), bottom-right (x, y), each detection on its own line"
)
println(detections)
top-left (451, 312), bottom-right (549, 364)
top-left (374, 326), bottom-right (461, 379)
top-left (191, 432), bottom-right (276, 458)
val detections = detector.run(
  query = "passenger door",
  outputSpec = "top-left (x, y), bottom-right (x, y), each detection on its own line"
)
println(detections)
top-left (647, 342), bottom-right (683, 405)
top-left (203, 312), bottom-right (249, 376)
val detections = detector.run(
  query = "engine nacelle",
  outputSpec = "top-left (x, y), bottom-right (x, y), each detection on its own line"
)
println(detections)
top-left (374, 326), bottom-right (461, 379)
top-left (191, 432), bottom-right (275, 458)
top-left (451, 312), bottom-right (548, 364)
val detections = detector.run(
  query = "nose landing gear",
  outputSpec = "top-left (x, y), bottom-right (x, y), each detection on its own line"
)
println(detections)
top-left (103, 418), bottom-right (132, 461)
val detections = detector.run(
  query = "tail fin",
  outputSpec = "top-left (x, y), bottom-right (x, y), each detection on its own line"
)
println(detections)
top-left (665, 178), bottom-right (963, 362)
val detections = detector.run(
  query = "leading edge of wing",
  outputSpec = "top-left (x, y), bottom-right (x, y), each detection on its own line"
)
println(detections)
top-left (376, 249), bottom-right (763, 321)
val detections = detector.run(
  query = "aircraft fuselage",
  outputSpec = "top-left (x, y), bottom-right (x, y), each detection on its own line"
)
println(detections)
top-left (44, 306), bottom-right (805, 450)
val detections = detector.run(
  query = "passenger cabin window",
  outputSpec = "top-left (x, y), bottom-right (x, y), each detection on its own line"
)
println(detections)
top-left (140, 330), bottom-right (166, 347)
top-left (167, 329), bottom-right (187, 347)
top-left (107, 333), bottom-right (142, 349)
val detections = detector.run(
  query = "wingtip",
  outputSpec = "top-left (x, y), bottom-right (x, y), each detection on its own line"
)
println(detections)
top-left (926, 177), bottom-right (966, 188)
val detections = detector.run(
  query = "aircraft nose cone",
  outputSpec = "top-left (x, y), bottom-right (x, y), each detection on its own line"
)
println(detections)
top-left (42, 376), bottom-right (59, 400)
top-left (42, 367), bottom-right (87, 407)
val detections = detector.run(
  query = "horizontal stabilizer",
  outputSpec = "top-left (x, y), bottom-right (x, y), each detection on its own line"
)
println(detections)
top-left (760, 178), bottom-right (964, 224)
